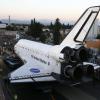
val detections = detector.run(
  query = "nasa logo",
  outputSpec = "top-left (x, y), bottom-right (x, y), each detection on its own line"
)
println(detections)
top-left (30, 68), bottom-right (40, 73)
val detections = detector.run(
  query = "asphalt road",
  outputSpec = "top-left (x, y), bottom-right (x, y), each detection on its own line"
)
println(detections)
top-left (55, 84), bottom-right (96, 100)
top-left (1, 81), bottom-right (100, 100)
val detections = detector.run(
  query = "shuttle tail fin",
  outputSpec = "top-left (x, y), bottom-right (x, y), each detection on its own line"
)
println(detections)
top-left (60, 6), bottom-right (100, 46)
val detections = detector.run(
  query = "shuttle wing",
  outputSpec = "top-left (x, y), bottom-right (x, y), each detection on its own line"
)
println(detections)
top-left (9, 63), bottom-right (52, 83)
top-left (61, 6), bottom-right (100, 46)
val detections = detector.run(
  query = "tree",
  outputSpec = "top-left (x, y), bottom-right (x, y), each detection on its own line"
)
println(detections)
top-left (62, 23), bottom-right (66, 29)
top-left (53, 18), bottom-right (62, 45)
top-left (66, 23), bottom-right (73, 29)
top-left (49, 22), bottom-right (54, 30)
top-left (29, 18), bottom-right (43, 38)
top-left (40, 33), bottom-right (46, 43)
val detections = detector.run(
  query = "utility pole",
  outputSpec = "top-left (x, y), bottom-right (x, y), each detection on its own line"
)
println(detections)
top-left (8, 16), bottom-right (11, 26)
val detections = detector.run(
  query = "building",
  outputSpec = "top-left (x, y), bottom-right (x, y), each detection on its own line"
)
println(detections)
top-left (86, 39), bottom-right (100, 49)
top-left (42, 27), bottom-right (50, 32)
top-left (0, 23), bottom-right (7, 29)
top-left (16, 31), bottom-right (35, 41)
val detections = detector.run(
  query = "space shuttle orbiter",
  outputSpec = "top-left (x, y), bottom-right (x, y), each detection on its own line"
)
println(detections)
top-left (8, 6), bottom-right (100, 84)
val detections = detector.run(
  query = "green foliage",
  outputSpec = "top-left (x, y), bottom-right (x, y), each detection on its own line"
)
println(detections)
top-left (53, 18), bottom-right (62, 45)
top-left (47, 20), bottom-right (73, 45)
top-left (29, 18), bottom-right (43, 38)
top-left (40, 33), bottom-right (46, 43)
top-left (27, 18), bottom-right (74, 44)
top-left (49, 22), bottom-right (54, 30)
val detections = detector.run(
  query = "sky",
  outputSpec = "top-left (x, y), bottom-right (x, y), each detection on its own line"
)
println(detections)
top-left (0, 0), bottom-right (100, 22)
